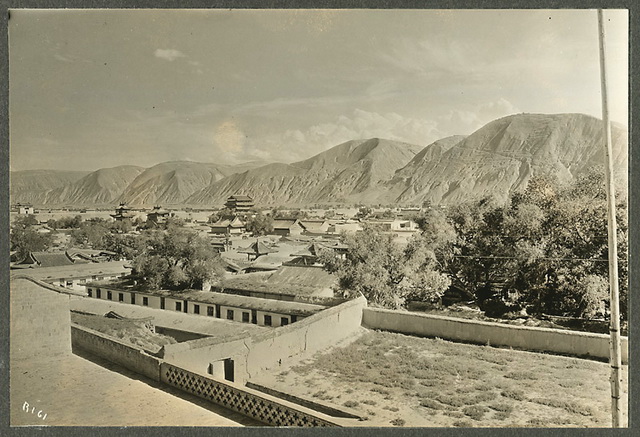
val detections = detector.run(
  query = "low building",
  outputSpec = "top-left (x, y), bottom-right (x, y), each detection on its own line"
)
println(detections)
top-left (66, 248), bottom-right (120, 263)
top-left (299, 220), bottom-right (331, 235)
top-left (210, 216), bottom-right (246, 235)
top-left (217, 265), bottom-right (337, 301)
top-left (237, 240), bottom-right (278, 261)
top-left (13, 251), bottom-right (75, 268)
top-left (16, 203), bottom-right (35, 215)
top-left (272, 219), bottom-right (304, 237)
top-left (84, 284), bottom-right (325, 327)
top-left (11, 261), bottom-right (131, 291)
top-left (224, 195), bottom-right (255, 212)
top-left (147, 206), bottom-right (172, 225)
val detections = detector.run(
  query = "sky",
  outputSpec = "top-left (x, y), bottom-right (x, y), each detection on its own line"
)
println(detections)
top-left (8, 9), bottom-right (628, 172)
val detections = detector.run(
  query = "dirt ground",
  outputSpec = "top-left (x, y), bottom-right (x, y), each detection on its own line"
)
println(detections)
top-left (252, 330), bottom-right (628, 428)
top-left (10, 350), bottom-right (257, 426)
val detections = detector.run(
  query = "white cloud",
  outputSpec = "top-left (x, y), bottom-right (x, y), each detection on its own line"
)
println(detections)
top-left (437, 98), bottom-right (521, 135)
top-left (154, 48), bottom-right (186, 61)
top-left (243, 109), bottom-right (442, 163)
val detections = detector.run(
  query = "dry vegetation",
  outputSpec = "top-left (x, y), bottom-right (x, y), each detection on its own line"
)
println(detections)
top-left (255, 330), bottom-right (627, 427)
top-left (71, 312), bottom-right (176, 352)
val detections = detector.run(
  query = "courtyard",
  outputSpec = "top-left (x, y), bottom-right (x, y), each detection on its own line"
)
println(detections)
top-left (253, 330), bottom-right (629, 427)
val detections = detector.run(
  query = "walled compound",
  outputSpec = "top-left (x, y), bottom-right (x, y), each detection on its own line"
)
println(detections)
top-left (10, 261), bottom-right (630, 426)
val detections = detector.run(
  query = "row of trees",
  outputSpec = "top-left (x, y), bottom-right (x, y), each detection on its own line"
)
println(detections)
top-left (322, 168), bottom-right (628, 321)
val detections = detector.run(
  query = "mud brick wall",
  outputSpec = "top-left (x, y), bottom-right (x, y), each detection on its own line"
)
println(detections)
top-left (10, 278), bottom-right (72, 361)
top-left (363, 307), bottom-right (629, 363)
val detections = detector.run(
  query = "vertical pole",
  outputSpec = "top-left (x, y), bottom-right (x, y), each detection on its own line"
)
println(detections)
top-left (597, 8), bottom-right (623, 428)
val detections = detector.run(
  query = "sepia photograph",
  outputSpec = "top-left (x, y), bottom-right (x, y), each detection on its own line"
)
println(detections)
top-left (6, 6), bottom-right (631, 429)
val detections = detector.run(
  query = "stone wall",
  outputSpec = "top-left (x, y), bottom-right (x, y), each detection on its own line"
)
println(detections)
top-left (70, 324), bottom-right (163, 381)
top-left (10, 278), bottom-right (72, 361)
top-left (363, 308), bottom-right (629, 363)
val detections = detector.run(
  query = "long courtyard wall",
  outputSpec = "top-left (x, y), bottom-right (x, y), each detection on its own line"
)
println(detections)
top-left (362, 307), bottom-right (629, 364)
top-left (161, 295), bottom-right (367, 383)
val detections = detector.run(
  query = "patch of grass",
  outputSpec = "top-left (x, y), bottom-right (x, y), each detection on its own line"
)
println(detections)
top-left (473, 391), bottom-right (498, 403)
top-left (453, 420), bottom-right (474, 427)
top-left (494, 411), bottom-right (511, 421)
top-left (488, 402), bottom-right (514, 413)
top-left (530, 398), bottom-right (594, 416)
top-left (462, 405), bottom-right (490, 421)
top-left (370, 387), bottom-right (390, 395)
top-left (526, 417), bottom-right (548, 426)
top-left (420, 399), bottom-right (445, 410)
top-left (383, 405), bottom-right (400, 412)
top-left (500, 388), bottom-right (526, 401)
top-left (390, 418), bottom-right (405, 427)
top-left (361, 399), bottom-right (377, 406)
top-left (504, 371), bottom-right (538, 381)
top-left (343, 400), bottom-right (359, 408)
top-left (443, 410), bottom-right (465, 418)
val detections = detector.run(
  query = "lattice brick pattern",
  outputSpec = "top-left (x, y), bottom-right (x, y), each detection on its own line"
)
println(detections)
top-left (163, 365), bottom-right (336, 427)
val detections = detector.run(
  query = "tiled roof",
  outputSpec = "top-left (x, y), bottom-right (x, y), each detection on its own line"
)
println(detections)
top-left (19, 251), bottom-right (75, 268)
top-left (237, 241), bottom-right (277, 256)
top-left (272, 219), bottom-right (301, 229)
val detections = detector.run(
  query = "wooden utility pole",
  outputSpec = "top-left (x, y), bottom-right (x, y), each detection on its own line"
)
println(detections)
top-left (597, 8), bottom-right (623, 428)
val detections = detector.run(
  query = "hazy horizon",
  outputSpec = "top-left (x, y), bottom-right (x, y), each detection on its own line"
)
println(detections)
top-left (9, 9), bottom-right (628, 172)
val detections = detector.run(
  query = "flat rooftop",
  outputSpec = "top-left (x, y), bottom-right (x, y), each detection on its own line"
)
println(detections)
top-left (88, 280), bottom-right (328, 316)
top-left (10, 260), bottom-right (130, 281)
top-left (70, 296), bottom-right (267, 338)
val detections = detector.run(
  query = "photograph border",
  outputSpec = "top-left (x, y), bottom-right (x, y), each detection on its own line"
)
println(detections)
top-left (0, 1), bottom-right (637, 436)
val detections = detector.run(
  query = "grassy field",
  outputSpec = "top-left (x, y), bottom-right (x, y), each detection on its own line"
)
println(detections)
top-left (254, 330), bottom-right (628, 427)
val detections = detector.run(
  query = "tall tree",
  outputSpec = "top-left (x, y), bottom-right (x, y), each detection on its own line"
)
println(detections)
top-left (10, 215), bottom-right (52, 260)
top-left (133, 227), bottom-right (225, 290)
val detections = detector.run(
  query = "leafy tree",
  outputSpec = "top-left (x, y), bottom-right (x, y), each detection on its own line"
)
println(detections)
top-left (355, 206), bottom-right (372, 220)
top-left (133, 227), bottom-right (225, 290)
top-left (10, 215), bottom-right (52, 260)
top-left (320, 223), bottom-right (450, 308)
top-left (245, 212), bottom-right (273, 236)
top-left (50, 215), bottom-right (83, 229)
top-left (438, 169), bottom-right (628, 320)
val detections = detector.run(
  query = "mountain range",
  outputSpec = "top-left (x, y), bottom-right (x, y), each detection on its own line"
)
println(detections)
top-left (10, 113), bottom-right (628, 208)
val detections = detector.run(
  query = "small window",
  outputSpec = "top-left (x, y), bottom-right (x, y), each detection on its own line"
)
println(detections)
top-left (227, 309), bottom-right (234, 320)
top-left (107, 291), bottom-right (112, 300)
top-left (291, 315), bottom-right (298, 323)
top-left (207, 306), bottom-right (214, 316)
top-left (242, 312), bottom-right (250, 323)
top-left (281, 317), bottom-right (289, 326)
top-left (142, 297), bottom-right (149, 306)
top-left (175, 302), bottom-right (182, 312)
top-left (194, 304), bottom-right (200, 314)
top-left (160, 298), bottom-right (165, 310)
top-left (87, 289), bottom-right (93, 297)
top-left (96, 289), bottom-right (102, 299)
top-left (66, 280), bottom-right (73, 287)
top-left (79, 278), bottom-right (86, 283)
top-left (131, 294), bottom-right (136, 304)
top-left (264, 315), bottom-right (272, 326)
top-left (92, 275), bottom-right (97, 280)
top-left (118, 293), bottom-right (124, 302)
